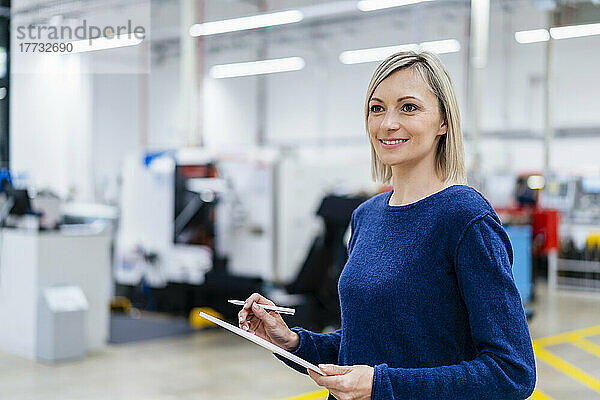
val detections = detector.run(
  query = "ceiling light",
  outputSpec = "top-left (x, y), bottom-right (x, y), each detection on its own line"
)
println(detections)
top-left (419, 39), bottom-right (461, 54)
top-left (189, 10), bottom-right (303, 37)
top-left (68, 35), bottom-right (143, 54)
top-left (210, 57), bottom-right (305, 79)
top-left (514, 29), bottom-right (549, 43)
top-left (339, 39), bottom-right (460, 65)
top-left (357, 0), bottom-right (435, 12)
top-left (340, 44), bottom-right (419, 64)
top-left (550, 22), bottom-right (600, 40)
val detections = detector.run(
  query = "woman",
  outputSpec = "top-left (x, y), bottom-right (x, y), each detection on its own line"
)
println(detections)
top-left (238, 51), bottom-right (536, 400)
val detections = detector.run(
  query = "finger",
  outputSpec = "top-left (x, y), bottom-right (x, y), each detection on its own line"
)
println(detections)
top-left (238, 308), bottom-right (248, 327)
top-left (318, 364), bottom-right (352, 375)
top-left (242, 316), bottom-right (258, 331)
top-left (247, 316), bottom-right (260, 331)
top-left (245, 293), bottom-right (276, 308)
top-left (247, 315), bottom-right (260, 334)
top-left (239, 294), bottom-right (258, 324)
top-left (307, 369), bottom-right (325, 385)
top-left (250, 302), bottom-right (278, 328)
top-left (238, 310), bottom-right (253, 328)
top-left (239, 295), bottom-right (263, 325)
top-left (238, 312), bottom-right (256, 329)
top-left (238, 293), bottom-right (275, 329)
top-left (307, 369), bottom-right (344, 389)
top-left (239, 293), bottom-right (274, 325)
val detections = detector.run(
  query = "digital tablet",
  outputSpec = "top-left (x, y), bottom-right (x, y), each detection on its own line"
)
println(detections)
top-left (199, 312), bottom-right (325, 375)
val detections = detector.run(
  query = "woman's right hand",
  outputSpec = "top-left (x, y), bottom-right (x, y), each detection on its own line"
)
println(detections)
top-left (238, 293), bottom-right (300, 352)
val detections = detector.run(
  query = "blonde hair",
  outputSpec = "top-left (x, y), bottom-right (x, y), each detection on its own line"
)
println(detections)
top-left (365, 51), bottom-right (467, 185)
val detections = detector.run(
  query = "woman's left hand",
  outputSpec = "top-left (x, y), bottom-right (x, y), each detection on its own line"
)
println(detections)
top-left (307, 364), bottom-right (374, 400)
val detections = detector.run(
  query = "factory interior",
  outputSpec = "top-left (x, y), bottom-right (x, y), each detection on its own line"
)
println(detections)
top-left (1, 0), bottom-right (600, 399)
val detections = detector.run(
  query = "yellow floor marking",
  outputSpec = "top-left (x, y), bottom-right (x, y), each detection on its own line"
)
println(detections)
top-left (569, 337), bottom-right (600, 359)
top-left (533, 344), bottom-right (600, 393)
top-left (534, 325), bottom-right (600, 347)
top-left (530, 388), bottom-right (554, 400)
top-left (279, 389), bottom-right (329, 400)
top-left (278, 326), bottom-right (600, 400)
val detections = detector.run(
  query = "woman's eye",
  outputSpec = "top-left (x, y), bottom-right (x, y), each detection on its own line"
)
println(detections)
top-left (370, 105), bottom-right (384, 113)
top-left (401, 103), bottom-right (418, 112)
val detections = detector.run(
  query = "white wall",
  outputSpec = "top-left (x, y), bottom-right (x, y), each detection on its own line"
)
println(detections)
top-left (91, 74), bottom-right (140, 203)
top-left (10, 53), bottom-right (93, 199)
top-left (203, 52), bottom-right (259, 150)
top-left (10, 0), bottom-right (150, 200)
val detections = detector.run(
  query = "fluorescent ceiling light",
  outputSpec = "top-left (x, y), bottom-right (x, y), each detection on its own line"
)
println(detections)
top-left (515, 23), bottom-right (600, 44)
top-left (514, 29), bottom-right (549, 44)
top-left (419, 39), bottom-right (461, 54)
top-left (210, 57), bottom-right (305, 79)
top-left (339, 39), bottom-right (460, 65)
top-left (68, 35), bottom-right (143, 54)
top-left (340, 44), bottom-right (418, 64)
top-left (357, 0), bottom-right (435, 12)
top-left (550, 22), bottom-right (600, 40)
top-left (189, 10), bottom-right (303, 37)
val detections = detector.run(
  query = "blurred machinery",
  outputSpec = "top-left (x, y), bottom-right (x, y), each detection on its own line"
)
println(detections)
top-left (284, 194), bottom-right (367, 329)
top-left (0, 170), bottom-right (113, 360)
top-left (542, 175), bottom-right (600, 291)
top-left (0, 172), bottom-right (35, 227)
top-left (115, 147), bottom-right (374, 329)
top-left (492, 172), bottom-right (600, 293)
top-left (493, 173), bottom-right (559, 314)
top-left (115, 151), bottom-right (225, 313)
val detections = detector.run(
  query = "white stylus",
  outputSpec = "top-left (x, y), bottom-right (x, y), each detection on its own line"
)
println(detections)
top-left (228, 299), bottom-right (296, 316)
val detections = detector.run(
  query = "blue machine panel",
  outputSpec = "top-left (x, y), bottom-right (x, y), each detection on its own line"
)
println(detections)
top-left (505, 225), bottom-right (533, 304)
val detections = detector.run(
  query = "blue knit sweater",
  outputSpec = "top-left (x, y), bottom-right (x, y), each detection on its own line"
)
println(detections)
top-left (278, 185), bottom-right (536, 399)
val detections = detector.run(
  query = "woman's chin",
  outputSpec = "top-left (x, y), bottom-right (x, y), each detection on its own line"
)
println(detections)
top-left (379, 157), bottom-right (406, 167)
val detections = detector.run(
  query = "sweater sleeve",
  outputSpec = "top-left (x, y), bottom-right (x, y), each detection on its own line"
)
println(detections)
top-left (275, 328), bottom-right (342, 374)
top-left (371, 213), bottom-right (536, 400)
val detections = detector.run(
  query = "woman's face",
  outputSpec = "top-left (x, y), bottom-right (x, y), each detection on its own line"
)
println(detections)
top-left (367, 67), bottom-right (447, 171)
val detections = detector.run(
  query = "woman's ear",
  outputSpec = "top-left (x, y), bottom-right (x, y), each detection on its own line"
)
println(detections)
top-left (438, 120), bottom-right (448, 136)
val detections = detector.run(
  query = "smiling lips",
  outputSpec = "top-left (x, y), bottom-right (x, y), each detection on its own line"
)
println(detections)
top-left (379, 138), bottom-right (409, 149)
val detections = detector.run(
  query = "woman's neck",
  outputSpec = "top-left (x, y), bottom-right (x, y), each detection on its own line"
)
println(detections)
top-left (389, 158), bottom-right (451, 206)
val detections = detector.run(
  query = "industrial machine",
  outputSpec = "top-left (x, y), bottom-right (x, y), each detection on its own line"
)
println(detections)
top-left (491, 173), bottom-right (559, 315)
top-left (542, 175), bottom-right (600, 291)
top-left (492, 172), bottom-right (600, 293)
top-left (115, 147), bottom-right (375, 328)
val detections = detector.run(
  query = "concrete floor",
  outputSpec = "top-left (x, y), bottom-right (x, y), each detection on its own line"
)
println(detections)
top-left (2, 281), bottom-right (600, 400)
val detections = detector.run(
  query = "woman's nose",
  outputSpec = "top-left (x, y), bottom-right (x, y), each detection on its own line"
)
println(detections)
top-left (381, 112), bottom-right (400, 131)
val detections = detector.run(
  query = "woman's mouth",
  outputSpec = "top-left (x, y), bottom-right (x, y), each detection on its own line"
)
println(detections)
top-left (379, 138), bottom-right (409, 149)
